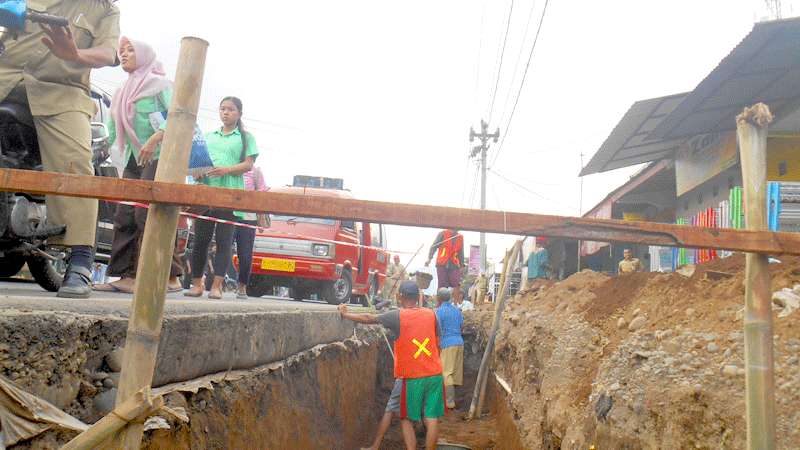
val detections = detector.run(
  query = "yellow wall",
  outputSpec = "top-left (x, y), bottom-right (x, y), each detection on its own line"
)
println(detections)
top-left (767, 137), bottom-right (800, 181)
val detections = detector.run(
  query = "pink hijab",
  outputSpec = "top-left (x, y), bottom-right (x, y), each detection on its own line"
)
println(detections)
top-left (110, 37), bottom-right (173, 151)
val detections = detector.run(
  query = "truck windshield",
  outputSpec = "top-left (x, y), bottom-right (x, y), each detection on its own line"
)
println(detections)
top-left (270, 215), bottom-right (336, 226)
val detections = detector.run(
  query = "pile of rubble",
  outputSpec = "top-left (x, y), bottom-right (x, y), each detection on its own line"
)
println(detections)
top-left (467, 254), bottom-right (800, 449)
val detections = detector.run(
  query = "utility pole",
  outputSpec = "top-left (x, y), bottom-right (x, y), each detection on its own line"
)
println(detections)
top-left (469, 119), bottom-right (500, 273)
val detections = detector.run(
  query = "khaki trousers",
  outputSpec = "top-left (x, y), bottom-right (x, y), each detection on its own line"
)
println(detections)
top-left (33, 111), bottom-right (97, 246)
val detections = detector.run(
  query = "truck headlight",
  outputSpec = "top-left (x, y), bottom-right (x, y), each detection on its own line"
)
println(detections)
top-left (312, 244), bottom-right (330, 257)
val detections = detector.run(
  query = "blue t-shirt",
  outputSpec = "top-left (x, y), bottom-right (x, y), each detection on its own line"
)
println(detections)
top-left (435, 301), bottom-right (464, 349)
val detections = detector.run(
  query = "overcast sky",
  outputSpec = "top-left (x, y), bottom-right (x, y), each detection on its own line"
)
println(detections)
top-left (93, 0), bottom-right (794, 270)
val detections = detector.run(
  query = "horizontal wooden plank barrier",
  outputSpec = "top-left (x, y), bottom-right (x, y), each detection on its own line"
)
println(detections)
top-left (1, 168), bottom-right (799, 255)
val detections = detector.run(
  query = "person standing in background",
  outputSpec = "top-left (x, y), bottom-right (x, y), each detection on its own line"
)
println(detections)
top-left (526, 239), bottom-right (550, 282)
top-left (234, 166), bottom-right (269, 298)
top-left (94, 37), bottom-right (182, 294)
top-left (0, 1), bottom-right (120, 298)
top-left (618, 248), bottom-right (643, 274)
top-left (472, 272), bottom-right (488, 305)
top-left (435, 288), bottom-right (464, 409)
top-left (425, 229), bottom-right (464, 303)
top-left (383, 254), bottom-right (407, 301)
top-left (185, 96), bottom-right (258, 299)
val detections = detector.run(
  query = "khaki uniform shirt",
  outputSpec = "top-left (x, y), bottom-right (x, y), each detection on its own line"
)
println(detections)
top-left (0, 0), bottom-right (120, 116)
top-left (618, 258), bottom-right (643, 274)
top-left (475, 275), bottom-right (488, 291)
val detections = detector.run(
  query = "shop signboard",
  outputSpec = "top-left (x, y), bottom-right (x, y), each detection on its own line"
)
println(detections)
top-left (675, 131), bottom-right (738, 196)
top-left (468, 245), bottom-right (481, 275)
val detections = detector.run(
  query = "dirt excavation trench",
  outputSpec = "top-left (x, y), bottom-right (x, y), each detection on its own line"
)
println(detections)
top-left (5, 254), bottom-right (800, 449)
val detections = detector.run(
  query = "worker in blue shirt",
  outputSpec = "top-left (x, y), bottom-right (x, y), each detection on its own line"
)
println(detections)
top-left (435, 288), bottom-right (464, 409)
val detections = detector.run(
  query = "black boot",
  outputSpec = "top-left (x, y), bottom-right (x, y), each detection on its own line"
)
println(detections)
top-left (57, 264), bottom-right (92, 298)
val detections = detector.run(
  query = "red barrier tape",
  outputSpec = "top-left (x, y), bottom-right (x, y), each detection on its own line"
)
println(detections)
top-left (111, 200), bottom-right (419, 255)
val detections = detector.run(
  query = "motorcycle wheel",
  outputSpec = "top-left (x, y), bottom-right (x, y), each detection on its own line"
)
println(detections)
top-left (26, 254), bottom-right (64, 292)
top-left (0, 257), bottom-right (25, 278)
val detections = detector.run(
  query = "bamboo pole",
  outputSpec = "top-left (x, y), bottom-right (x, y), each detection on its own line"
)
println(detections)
top-left (736, 103), bottom-right (776, 450)
top-left (111, 37), bottom-right (208, 450)
top-left (61, 388), bottom-right (162, 450)
top-left (467, 240), bottom-right (521, 420)
top-left (2, 168), bottom-right (800, 255)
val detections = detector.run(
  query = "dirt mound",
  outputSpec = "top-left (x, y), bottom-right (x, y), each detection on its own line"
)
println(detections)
top-left (469, 255), bottom-right (800, 449)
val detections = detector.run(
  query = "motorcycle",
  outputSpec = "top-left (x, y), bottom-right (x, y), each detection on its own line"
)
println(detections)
top-left (0, 1), bottom-right (112, 290)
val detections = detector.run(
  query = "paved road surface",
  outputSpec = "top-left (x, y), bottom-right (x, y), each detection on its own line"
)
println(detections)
top-left (0, 278), bottom-right (364, 317)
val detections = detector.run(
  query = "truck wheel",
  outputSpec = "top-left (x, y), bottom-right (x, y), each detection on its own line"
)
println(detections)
top-left (322, 271), bottom-right (352, 305)
top-left (26, 254), bottom-right (64, 292)
top-left (291, 287), bottom-right (309, 301)
top-left (0, 257), bottom-right (24, 278)
top-left (246, 277), bottom-right (272, 298)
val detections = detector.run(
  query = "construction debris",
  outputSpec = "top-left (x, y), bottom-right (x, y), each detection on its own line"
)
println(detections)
top-left (467, 254), bottom-right (800, 449)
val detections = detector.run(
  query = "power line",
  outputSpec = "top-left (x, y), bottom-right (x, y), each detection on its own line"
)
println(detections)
top-left (474, 0), bottom-right (487, 96)
top-left (467, 163), bottom-right (481, 208)
top-left (489, 0), bottom-right (550, 169)
top-left (488, 167), bottom-right (559, 205)
top-left (486, 0), bottom-right (515, 124)
top-left (497, 0), bottom-right (538, 128)
top-left (460, 152), bottom-right (473, 207)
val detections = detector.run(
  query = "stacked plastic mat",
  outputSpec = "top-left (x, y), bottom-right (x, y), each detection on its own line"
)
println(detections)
top-left (673, 186), bottom-right (745, 270)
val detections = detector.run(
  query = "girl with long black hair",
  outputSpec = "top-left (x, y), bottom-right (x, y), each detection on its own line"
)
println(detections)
top-left (184, 96), bottom-right (258, 299)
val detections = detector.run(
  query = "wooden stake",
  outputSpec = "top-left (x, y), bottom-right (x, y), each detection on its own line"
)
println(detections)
top-left (736, 103), bottom-right (776, 450)
top-left (112, 37), bottom-right (208, 450)
top-left (467, 240), bottom-right (521, 420)
top-left (60, 388), bottom-right (162, 450)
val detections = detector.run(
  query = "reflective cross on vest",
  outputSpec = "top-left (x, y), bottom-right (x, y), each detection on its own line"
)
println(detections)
top-left (394, 308), bottom-right (443, 379)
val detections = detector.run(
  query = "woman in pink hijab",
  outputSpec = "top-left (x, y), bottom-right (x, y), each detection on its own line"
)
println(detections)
top-left (94, 37), bottom-right (183, 293)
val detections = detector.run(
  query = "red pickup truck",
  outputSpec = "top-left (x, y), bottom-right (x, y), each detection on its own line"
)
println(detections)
top-left (245, 180), bottom-right (389, 305)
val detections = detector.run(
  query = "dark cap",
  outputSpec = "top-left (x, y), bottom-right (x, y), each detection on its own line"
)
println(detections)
top-left (398, 280), bottom-right (419, 297)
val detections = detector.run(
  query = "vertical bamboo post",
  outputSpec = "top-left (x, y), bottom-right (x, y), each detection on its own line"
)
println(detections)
top-left (467, 240), bottom-right (521, 420)
top-left (736, 102), bottom-right (775, 450)
top-left (112, 37), bottom-right (208, 450)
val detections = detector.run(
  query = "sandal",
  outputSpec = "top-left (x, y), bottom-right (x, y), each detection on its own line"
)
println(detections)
top-left (92, 282), bottom-right (134, 294)
top-left (183, 289), bottom-right (203, 298)
top-left (208, 290), bottom-right (223, 300)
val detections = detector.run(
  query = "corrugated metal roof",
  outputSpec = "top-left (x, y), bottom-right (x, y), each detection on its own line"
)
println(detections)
top-left (580, 93), bottom-right (687, 176)
top-left (650, 17), bottom-right (800, 140)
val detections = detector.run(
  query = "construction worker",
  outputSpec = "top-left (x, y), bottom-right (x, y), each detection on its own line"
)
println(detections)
top-left (435, 288), bottom-right (464, 409)
top-left (618, 248), bottom-right (643, 274)
top-left (0, 1), bottom-right (120, 298)
top-left (425, 228), bottom-right (464, 302)
top-left (339, 280), bottom-right (444, 450)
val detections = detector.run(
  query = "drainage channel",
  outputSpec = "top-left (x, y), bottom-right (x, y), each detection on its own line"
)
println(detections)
top-left (3, 304), bottom-right (526, 449)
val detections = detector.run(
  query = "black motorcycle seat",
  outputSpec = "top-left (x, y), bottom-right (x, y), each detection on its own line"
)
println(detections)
top-left (0, 102), bottom-right (34, 128)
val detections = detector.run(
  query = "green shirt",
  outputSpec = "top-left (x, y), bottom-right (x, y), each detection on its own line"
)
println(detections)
top-left (203, 127), bottom-right (259, 218)
top-left (107, 89), bottom-right (172, 164)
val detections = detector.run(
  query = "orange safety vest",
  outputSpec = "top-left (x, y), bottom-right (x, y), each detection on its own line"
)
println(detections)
top-left (394, 308), bottom-right (442, 379)
top-left (435, 230), bottom-right (463, 267)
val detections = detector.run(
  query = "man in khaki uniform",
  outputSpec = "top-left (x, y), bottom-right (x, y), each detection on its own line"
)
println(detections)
top-left (618, 249), bottom-right (643, 274)
top-left (472, 272), bottom-right (488, 305)
top-left (382, 254), bottom-right (407, 301)
top-left (0, 0), bottom-right (120, 297)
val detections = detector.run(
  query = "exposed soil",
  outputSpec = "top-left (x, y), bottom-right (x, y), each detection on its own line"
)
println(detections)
top-left (467, 255), bottom-right (800, 449)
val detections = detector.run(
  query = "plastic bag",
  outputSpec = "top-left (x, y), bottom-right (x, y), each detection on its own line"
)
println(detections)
top-left (148, 111), bottom-right (214, 177)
